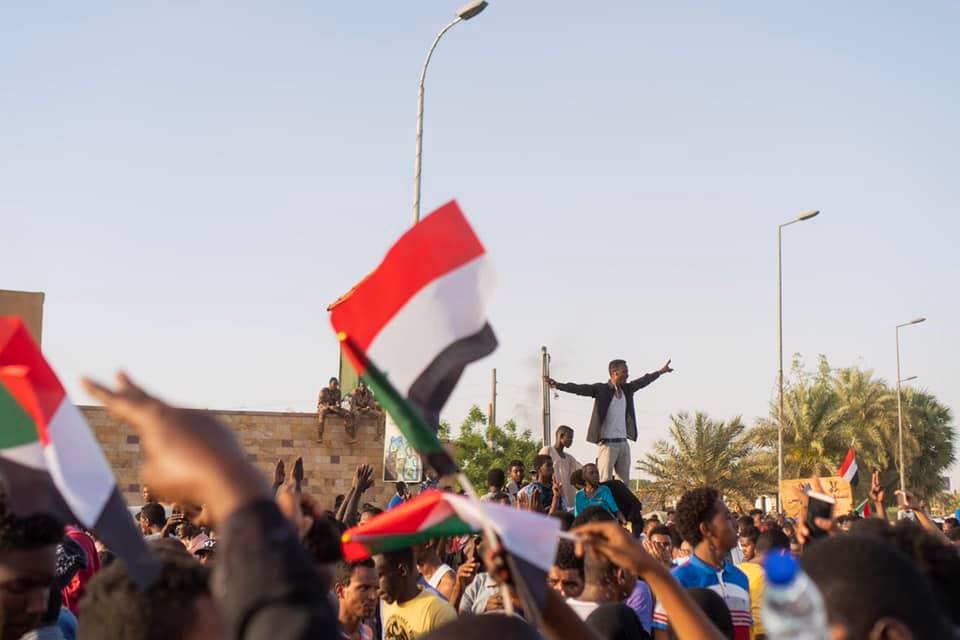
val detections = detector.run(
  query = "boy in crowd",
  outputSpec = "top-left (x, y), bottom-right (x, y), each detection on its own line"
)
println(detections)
top-left (539, 425), bottom-right (582, 509)
top-left (374, 548), bottom-right (456, 639)
top-left (334, 559), bottom-right (378, 640)
top-left (518, 455), bottom-right (563, 514)
top-left (575, 463), bottom-right (624, 524)
top-left (481, 468), bottom-right (507, 502)
top-left (547, 540), bottom-right (585, 599)
top-left (653, 487), bottom-right (751, 640)
top-left (505, 460), bottom-right (525, 502)
top-left (737, 528), bottom-right (789, 640)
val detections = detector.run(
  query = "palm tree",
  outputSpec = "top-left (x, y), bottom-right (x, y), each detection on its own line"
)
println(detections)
top-left (749, 360), bottom-right (849, 481)
top-left (637, 412), bottom-right (769, 510)
top-left (900, 388), bottom-right (955, 501)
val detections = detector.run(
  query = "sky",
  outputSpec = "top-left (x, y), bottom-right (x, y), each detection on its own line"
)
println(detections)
top-left (3, 1), bottom-right (959, 487)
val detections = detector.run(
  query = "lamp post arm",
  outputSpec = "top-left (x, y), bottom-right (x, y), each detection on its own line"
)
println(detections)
top-left (412, 17), bottom-right (462, 226)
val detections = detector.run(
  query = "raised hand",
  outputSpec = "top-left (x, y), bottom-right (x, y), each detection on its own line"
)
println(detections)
top-left (83, 372), bottom-right (269, 525)
top-left (574, 521), bottom-right (658, 576)
top-left (273, 460), bottom-right (286, 491)
top-left (870, 469), bottom-right (884, 505)
top-left (659, 359), bottom-right (674, 374)
top-left (544, 376), bottom-right (557, 388)
top-left (895, 489), bottom-right (922, 512)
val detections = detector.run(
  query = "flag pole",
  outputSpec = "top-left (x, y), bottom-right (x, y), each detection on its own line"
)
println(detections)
top-left (455, 471), bottom-right (515, 616)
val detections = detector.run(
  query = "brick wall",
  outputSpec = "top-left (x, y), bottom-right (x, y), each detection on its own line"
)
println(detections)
top-left (81, 406), bottom-right (393, 511)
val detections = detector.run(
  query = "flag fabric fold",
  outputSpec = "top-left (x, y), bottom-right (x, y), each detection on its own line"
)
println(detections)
top-left (854, 497), bottom-right (872, 518)
top-left (330, 200), bottom-right (497, 450)
top-left (838, 447), bottom-right (860, 487)
top-left (0, 316), bottom-right (158, 587)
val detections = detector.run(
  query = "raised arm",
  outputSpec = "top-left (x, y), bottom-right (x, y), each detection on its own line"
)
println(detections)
top-left (546, 377), bottom-right (599, 397)
top-left (576, 521), bottom-right (726, 640)
top-left (626, 359), bottom-right (673, 392)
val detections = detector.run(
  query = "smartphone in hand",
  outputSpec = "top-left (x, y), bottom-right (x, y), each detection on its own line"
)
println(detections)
top-left (805, 490), bottom-right (836, 540)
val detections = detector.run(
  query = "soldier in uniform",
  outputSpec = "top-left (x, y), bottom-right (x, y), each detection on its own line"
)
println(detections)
top-left (349, 379), bottom-right (385, 437)
top-left (317, 377), bottom-right (356, 443)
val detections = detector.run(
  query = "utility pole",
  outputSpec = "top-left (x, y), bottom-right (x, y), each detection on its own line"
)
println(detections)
top-left (488, 368), bottom-right (497, 431)
top-left (540, 347), bottom-right (552, 447)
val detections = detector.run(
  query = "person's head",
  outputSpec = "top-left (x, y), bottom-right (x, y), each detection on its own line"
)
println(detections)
top-left (551, 509), bottom-right (575, 532)
top-left (0, 506), bottom-right (63, 639)
top-left (581, 463), bottom-right (600, 488)
top-left (748, 508), bottom-right (763, 528)
top-left (139, 502), bottom-right (166, 535)
top-left (555, 425), bottom-right (574, 449)
top-left (754, 527), bottom-right (790, 561)
top-left (357, 379), bottom-right (368, 391)
top-left (648, 514), bottom-right (660, 524)
top-left (303, 514), bottom-right (344, 589)
top-left (194, 539), bottom-right (217, 566)
top-left (649, 525), bottom-right (674, 564)
top-left (395, 481), bottom-right (408, 498)
top-left (736, 515), bottom-right (753, 535)
top-left (586, 603), bottom-right (644, 640)
top-left (607, 359), bottom-right (628, 386)
top-left (334, 494), bottom-right (346, 511)
top-left (492, 492), bottom-right (512, 507)
top-left (78, 554), bottom-right (225, 640)
top-left (508, 460), bottom-right (525, 484)
top-left (674, 487), bottom-right (737, 554)
top-left (417, 612), bottom-right (540, 640)
top-left (334, 559), bottom-right (378, 624)
top-left (486, 468), bottom-right (506, 493)
top-left (946, 527), bottom-right (960, 545)
top-left (781, 521), bottom-right (795, 539)
top-left (329, 377), bottom-right (339, 390)
top-left (531, 454), bottom-right (553, 484)
top-left (548, 540), bottom-right (584, 598)
top-left (573, 508), bottom-right (635, 599)
top-left (802, 535), bottom-right (953, 639)
top-left (674, 540), bottom-right (693, 563)
top-left (373, 548), bottom-right (418, 605)
top-left (569, 469), bottom-right (585, 490)
top-left (668, 588), bottom-right (734, 640)
top-left (413, 538), bottom-right (443, 566)
top-left (665, 509), bottom-right (675, 524)
top-left (943, 516), bottom-right (958, 532)
top-left (360, 505), bottom-right (383, 525)
top-left (141, 484), bottom-right (155, 505)
top-left (738, 525), bottom-right (760, 562)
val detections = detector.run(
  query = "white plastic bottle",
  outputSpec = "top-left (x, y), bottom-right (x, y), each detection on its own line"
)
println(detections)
top-left (760, 552), bottom-right (829, 640)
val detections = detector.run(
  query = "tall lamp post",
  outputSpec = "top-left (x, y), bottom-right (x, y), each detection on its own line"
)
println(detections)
top-left (777, 209), bottom-right (820, 511)
top-left (412, 0), bottom-right (488, 226)
top-left (896, 317), bottom-right (926, 493)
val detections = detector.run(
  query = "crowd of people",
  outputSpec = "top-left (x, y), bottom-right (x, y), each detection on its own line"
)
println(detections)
top-left (0, 369), bottom-right (958, 640)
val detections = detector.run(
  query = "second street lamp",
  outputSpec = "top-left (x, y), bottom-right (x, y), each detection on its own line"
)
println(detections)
top-left (411, 1), bottom-right (489, 226)
top-left (777, 209), bottom-right (820, 512)
top-left (895, 317), bottom-right (926, 493)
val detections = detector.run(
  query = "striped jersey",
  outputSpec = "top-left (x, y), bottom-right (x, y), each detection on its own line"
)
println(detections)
top-left (652, 554), bottom-right (753, 640)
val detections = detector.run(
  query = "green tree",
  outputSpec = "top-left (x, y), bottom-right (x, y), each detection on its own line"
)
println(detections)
top-left (441, 405), bottom-right (542, 490)
top-left (637, 411), bottom-right (769, 511)
top-left (747, 356), bottom-right (955, 504)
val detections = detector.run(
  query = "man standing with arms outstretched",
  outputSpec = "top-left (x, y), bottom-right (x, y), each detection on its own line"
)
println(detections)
top-left (547, 358), bottom-right (673, 482)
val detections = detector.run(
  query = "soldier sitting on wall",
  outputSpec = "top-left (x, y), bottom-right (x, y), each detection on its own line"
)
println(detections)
top-left (349, 379), bottom-right (385, 437)
top-left (317, 377), bottom-right (356, 444)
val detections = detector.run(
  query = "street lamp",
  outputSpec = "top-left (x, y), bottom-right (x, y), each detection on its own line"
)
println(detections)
top-left (411, 0), bottom-right (488, 226)
top-left (896, 317), bottom-right (926, 493)
top-left (777, 209), bottom-right (820, 511)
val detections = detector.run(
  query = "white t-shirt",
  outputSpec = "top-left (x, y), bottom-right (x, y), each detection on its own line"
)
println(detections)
top-left (600, 391), bottom-right (627, 439)
top-left (426, 564), bottom-right (454, 590)
top-left (539, 445), bottom-right (582, 508)
top-left (566, 598), bottom-right (600, 620)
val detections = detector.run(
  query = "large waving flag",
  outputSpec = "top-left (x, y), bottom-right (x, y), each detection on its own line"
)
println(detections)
top-left (0, 317), bottom-right (158, 586)
top-left (343, 489), bottom-right (560, 619)
top-left (837, 447), bottom-right (859, 487)
top-left (330, 200), bottom-right (496, 473)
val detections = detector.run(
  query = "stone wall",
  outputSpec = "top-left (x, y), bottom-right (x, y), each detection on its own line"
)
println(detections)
top-left (81, 406), bottom-right (393, 510)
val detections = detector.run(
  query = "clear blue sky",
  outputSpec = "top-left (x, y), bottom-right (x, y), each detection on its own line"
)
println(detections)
top-left (3, 2), bottom-right (958, 487)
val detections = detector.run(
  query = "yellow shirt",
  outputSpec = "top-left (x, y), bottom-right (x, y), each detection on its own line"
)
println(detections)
top-left (382, 589), bottom-right (457, 640)
top-left (737, 561), bottom-right (765, 640)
